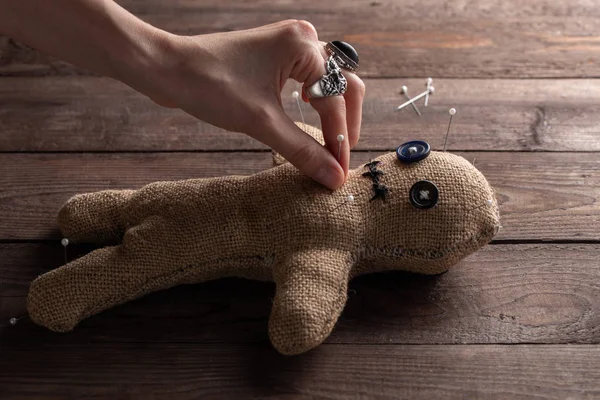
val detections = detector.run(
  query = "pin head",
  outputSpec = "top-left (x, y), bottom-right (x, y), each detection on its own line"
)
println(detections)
top-left (449, 108), bottom-right (457, 116)
top-left (400, 85), bottom-right (408, 94)
top-left (426, 77), bottom-right (433, 85)
top-left (337, 134), bottom-right (345, 142)
top-left (61, 238), bottom-right (69, 247)
top-left (428, 86), bottom-right (435, 94)
top-left (292, 91), bottom-right (300, 99)
top-left (9, 317), bottom-right (17, 326)
top-left (347, 194), bottom-right (355, 202)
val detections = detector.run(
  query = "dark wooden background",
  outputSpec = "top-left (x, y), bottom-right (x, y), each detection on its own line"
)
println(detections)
top-left (1, 1), bottom-right (600, 398)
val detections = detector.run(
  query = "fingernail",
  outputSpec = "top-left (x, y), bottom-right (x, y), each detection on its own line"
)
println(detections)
top-left (314, 163), bottom-right (344, 189)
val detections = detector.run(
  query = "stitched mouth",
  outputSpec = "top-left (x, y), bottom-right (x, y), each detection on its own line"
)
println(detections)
top-left (402, 225), bottom-right (499, 261)
top-left (354, 225), bottom-right (499, 264)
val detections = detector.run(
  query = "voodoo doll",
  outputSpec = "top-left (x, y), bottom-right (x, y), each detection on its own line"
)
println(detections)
top-left (28, 123), bottom-right (500, 355)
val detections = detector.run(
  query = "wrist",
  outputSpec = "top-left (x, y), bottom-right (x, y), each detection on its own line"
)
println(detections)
top-left (109, 21), bottom-right (180, 101)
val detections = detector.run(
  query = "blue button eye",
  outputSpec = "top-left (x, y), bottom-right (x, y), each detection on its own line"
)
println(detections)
top-left (409, 180), bottom-right (439, 209)
top-left (396, 140), bottom-right (431, 163)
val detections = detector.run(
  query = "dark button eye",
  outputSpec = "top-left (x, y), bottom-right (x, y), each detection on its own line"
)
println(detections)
top-left (409, 180), bottom-right (439, 209)
top-left (396, 140), bottom-right (431, 163)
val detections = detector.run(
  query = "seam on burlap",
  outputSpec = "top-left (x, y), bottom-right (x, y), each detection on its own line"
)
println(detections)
top-left (351, 227), bottom-right (496, 264)
top-left (317, 261), bottom-right (351, 341)
top-left (318, 285), bottom-right (346, 342)
top-left (79, 254), bottom-right (275, 321)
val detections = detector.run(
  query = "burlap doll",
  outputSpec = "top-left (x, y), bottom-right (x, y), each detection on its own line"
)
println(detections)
top-left (27, 123), bottom-right (500, 355)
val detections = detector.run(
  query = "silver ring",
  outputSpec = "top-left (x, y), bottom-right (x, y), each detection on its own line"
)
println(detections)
top-left (305, 56), bottom-right (347, 98)
top-left (326, 41), bottom-right (359, 72)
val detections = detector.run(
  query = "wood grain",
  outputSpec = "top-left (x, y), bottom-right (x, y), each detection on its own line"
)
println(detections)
top-left (2, 243), bottom-right (600, 345)
top-left (2, 77), bottom-right (600, 152)
top-left (1, 1), bottom-right (599, 398)
top-left (0, 342), bottom-right (598, 399)
top-left (2, 0), bottom-right (600, 78)
top-left (0, 152), bottom-right (598, 241)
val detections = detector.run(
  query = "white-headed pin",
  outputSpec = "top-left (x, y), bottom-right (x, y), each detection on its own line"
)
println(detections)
top-left (331, 193), bottom-right (355, 212)
top-left (397, 86), bottom-right (434, 111)
top-left (424, 78), bottom-right (433, 106)
top-left (337, 134), bottom-right (345, 160)
top-left (292, 91), bottom-right (305, 126)
top-left (400, 86), bottom-right (421, 116)
top-left (8, 316), bottom-right (25, 327)
top-left (61, 237), bottom-right (69, 264)
top-left (443, 108), bottom-right (456, 152)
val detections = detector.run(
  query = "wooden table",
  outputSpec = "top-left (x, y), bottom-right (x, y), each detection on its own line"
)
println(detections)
top-left (1, 1), bottom-right (599, 398)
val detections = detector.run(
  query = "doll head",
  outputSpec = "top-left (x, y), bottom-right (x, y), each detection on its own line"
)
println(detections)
top-left (351, 147), bottom-right (499, 276)
top-left (275, 124), bottom-right (500, 276)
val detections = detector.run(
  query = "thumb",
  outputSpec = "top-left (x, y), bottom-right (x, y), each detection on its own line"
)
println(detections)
top-left (261, 109), bottom-right (345, 190)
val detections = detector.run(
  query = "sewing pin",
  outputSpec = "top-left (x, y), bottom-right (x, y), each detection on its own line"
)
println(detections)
top-left (9, 316), bottom-right (25, 326)
top-left (337, 134), bottom-right (345, 160)
top-left (292, 91), bottom-right (305, 125)
top-left (467, 199), bottom-right (494, 212)
top-left (61, 238), bottom-right (69, 264)
top-left (397, 86), bottom-right (435, 111)
top-left (331, 194), bottom-right (355, 212)
top-left (400, 86), bottom-right (421, 116)
top-left (443, 108), bottom-right (456, 152)
top-left (424, 78), bottom-right (433, 106)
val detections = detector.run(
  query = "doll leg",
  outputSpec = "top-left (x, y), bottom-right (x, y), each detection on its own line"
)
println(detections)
top-left (58, 189), bottom-right (135, 243)
top-left (269, 249), bottom-right (353, 355)
top-left (28, 216), bottom-right (192, 332)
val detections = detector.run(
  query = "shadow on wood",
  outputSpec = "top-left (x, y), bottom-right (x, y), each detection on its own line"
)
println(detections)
top-left (1, 243), bottom-right (444, 347)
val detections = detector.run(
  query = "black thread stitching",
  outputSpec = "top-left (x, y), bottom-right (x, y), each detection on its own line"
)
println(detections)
top-left (363, 161), bottom-right (389, 201)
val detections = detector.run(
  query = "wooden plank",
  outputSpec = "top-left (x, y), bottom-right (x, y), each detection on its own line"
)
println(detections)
top-left (1, 0), bottom-right (600, 78)
top-left (2, 77), bottom-right (600, 152)
top-left (0, 342), bottom-right (599, 399)
top-left (0, 152), bottom-right (597, 241)
top-left (2, 244), bottom-right (600, 345)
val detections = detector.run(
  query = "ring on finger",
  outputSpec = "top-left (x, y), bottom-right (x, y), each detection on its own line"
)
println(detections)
top-left (325, 41), bottom-right (359, 72)
top-left (305, 56), bottom-right (348, 99)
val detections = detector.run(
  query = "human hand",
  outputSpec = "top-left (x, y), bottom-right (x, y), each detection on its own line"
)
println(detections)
top-left (135, 20), bottom-right (366, 190)
top-left (1, 2), bottom-right (363, 188)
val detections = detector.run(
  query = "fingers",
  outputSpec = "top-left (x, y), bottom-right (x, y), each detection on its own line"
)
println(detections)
top-left (291, 36), bottom-right (364, 176)
top-left (260, 108), bottom-right (345, 190)
top-left (277, 26), bottom-right (351, 178)
top-left (313, 40), bottom-right (365, 149)
top-left (58, 190), bottom-right (136, 244)
top-left (342, 71), bottom-right (366, 149)
top-left (295, 45), bottom-right (351, 177)
top-left (310, 95), bottom-right (350, 176)
top-left (269, 250), bottom-right (352, 355)
top-left (271, 123), bottom-right (325, 167)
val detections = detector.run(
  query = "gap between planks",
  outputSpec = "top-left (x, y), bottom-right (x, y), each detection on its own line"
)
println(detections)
top-left (0, 343), bottom-right (598, 399)
top-left (2, 243), bottom-right (600, 345)
top-left (0, 152), bottom-right (598, 241)
top-left (2, 78), bottom-right (600, 152)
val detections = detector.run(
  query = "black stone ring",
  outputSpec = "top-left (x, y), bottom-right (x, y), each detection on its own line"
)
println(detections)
top-left (326, 41), bottom-right (359, 72)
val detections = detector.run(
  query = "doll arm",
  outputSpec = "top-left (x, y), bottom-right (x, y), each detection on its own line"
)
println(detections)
top-left (269, 249), bottom-right (353, 355)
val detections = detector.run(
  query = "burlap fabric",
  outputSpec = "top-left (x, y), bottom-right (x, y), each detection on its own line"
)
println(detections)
top-left (28, 123), bottom-right (500, 355)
